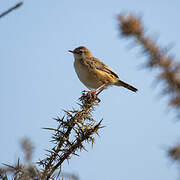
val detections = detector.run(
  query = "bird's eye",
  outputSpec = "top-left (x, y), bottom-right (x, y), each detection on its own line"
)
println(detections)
top-left (78, 50), bottom-right (83, 54)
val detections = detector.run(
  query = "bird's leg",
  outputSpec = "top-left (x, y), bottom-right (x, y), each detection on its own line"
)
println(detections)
top-left (96, 84), bottom-right (106, 96)
top-left (95, 84), bottom-right (106, 95)
top-left (83, 84), bottom-right (106, 102)
top-left (83, 84), bottom-right (106, 95)
top-left (83, 90), bottom-right (97, 94)
top-left (95, 84), bottom-right (106, 92)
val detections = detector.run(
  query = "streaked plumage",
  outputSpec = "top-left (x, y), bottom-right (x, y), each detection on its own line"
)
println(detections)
top-left (69, 46), bottom-right (137, 94)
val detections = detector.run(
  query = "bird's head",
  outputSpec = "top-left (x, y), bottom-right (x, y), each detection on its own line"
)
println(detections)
top-left (69, 46), bottom-right (93, 59)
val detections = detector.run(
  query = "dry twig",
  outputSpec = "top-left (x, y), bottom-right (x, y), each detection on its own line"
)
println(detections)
top-left (0, 2), bottom-right (23, 19)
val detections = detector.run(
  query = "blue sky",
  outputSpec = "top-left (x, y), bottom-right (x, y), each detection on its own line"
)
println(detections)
top-left (1, 0), bottom-right (180, 179)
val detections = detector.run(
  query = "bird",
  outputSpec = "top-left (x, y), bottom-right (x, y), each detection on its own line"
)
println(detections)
top-left (69, 46), bottom-right (137, 96)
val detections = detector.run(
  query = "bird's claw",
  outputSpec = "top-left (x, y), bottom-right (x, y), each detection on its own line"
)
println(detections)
top-left (82, 90), bottom-right (101, 102)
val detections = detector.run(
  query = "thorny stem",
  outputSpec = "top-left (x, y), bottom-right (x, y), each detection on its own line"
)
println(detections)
top-left (119, 13), bottom-right (180, 164)
top-left (46, 120), bottom-right (101, 179)
top-left (40, 93), bottom-right (102, 179)
top-left (119, 14), bottom-right (180, 111)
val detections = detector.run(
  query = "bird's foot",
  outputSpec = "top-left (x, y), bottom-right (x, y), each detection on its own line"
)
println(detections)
top-left (82, 90), bottom-right (101, 102)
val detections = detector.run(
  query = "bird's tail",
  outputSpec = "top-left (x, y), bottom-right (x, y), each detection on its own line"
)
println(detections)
top-left (115, 79), bottom-right (138, 92)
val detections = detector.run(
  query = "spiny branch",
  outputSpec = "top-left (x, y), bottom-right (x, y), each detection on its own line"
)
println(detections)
top-left (118, 14), bottom-right (180, 115)
top-left (118, 13), bottom-right (180, 165)
top-left (38, 93), bottom-right (102, 179)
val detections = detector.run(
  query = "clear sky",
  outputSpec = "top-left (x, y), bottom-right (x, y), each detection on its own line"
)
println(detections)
top-left (1, 0), bottom-right (180, 180)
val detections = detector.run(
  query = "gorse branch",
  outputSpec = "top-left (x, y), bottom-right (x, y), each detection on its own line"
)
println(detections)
top-left (118, 13), bottom-right (180, 164)
top-left (38, 93), bottom-right (102, 179)
top-left (119, 14), bottom-right (180, 115)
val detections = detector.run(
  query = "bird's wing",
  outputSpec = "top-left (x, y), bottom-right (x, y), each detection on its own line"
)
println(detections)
top-left (87, 57), bottom-right (119, 78)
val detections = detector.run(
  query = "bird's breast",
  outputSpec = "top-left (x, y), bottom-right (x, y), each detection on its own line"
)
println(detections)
top-left (74, 59), bottom-right (102, 89)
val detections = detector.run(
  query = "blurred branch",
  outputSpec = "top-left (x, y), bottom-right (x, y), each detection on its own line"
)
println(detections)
top-left (0, 2), bottom-right (23, 19)
top-left (118, 13), bottom-right (180, 166)
top-left (0, 138), bottom-right (41, 180)
top-left (168, 144), bottom-right (180, 162)
top-left (118, 14), bottom-right (180, 115)
top-left (21, 137), bottom-right (34, 163)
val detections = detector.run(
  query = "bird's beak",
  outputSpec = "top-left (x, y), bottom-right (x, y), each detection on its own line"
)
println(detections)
top-left (68, 50), bottom-right (74, 53)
